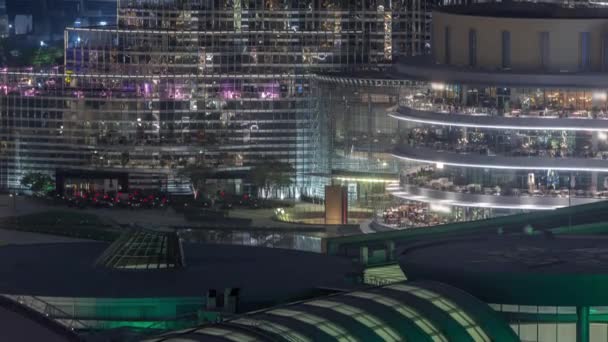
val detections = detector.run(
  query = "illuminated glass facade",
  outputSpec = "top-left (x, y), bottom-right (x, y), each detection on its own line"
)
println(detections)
top-left (0, 0), bottom-right (433, 194)
top-left (389, 79), bottom-right (608, 213)
top-left (310, 75), bottom-right (407, 202)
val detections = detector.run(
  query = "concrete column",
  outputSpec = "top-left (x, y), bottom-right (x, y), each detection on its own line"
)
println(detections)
top-left (592, 131), bottom-right (599, 153)
top-left (368, 93), bottom-right (373, 160)
top-left (385, 241), bottom-right (395, 262)
top-left (576, 306), bottom-right (590, 342)
top-left (343, 101), bottom-right (350, 157)
top-left (359, 246), bottom-right (369, 266)
top-left (591, 172), bottom-right (598, 192)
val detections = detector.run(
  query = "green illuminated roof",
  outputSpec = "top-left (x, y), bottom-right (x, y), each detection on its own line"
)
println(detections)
top-left (146, 281), bottom-right (518, 342)
top-left (364, 264), bottom-right (407, 285)
top-left (387, 284), bottom-right (490, 342)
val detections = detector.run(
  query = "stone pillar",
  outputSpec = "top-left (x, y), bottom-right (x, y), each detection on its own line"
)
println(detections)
top-left (359, 246), bottom-right (369, 266)
top-left (576, 306), bottom-right (590, 342)
top-left (368, 93), bottom-right (373, 160)
top-left (461, 85), bottom-right (468, 106)
top-left (343, 100), bottom-right (350, 157)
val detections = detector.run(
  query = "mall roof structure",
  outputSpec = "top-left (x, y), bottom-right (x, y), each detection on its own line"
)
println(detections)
top-left (325, 200), bottom-right (608, 266)
top-left (146, 281), bottom-right (519, 342)
top-left (399, 235), bottom-right (608, 307)
top-left (0, 240), bottom-right (360, 311)
top-left (95, 229), bottom-right (184, 269)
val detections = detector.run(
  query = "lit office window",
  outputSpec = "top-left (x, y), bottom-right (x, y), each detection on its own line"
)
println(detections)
top-left (502, 30), bottom-right (511, 69)
top-left (469, 29), bottom-right (477, 67)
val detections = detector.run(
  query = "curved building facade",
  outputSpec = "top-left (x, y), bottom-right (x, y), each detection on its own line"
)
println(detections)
top-left (0, 0), bottom-right (433, 195)
top-left (381, 3), bottom-right (608, 217)
top-left (432, 4), bottom-right (608, 72)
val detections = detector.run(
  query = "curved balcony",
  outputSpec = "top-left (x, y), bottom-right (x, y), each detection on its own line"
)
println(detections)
top-left (390, 106), bottom-right (608, 132)
top-left (393, 56), bottom-right (608, 88)
top-left (386, 182), bottom-right (601, 210)
top-left (393, 145), bottom-right (608, 172)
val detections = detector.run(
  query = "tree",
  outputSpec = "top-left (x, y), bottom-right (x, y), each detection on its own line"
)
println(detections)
top-left (120, 152), bottom-right (130, 167)
top-left (21, 172), bottom-right (54, 194)
top-left (250, 157), bottom-right (294, 199)
top-left (177, 164), bottom-right (212, 199)
top-left (31, 46), bottom-right (63, 67)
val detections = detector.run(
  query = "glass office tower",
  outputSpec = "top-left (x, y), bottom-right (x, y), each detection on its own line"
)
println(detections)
top-left (0, 0), bottom-right (432, 196)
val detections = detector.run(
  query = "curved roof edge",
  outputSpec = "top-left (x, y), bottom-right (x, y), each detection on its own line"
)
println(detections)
top-left (386, 183), bottom-right (600, 210)
top-left (393, 145), bottom-right (608, 172)
top-left (393, 57), bottom-right (608, 88)
top-left (398, 235), bottom-right (608, 306)
top-left (391, 106), bottom-right (608, 132)
top-left (435, 3), bottom-right (608, 19)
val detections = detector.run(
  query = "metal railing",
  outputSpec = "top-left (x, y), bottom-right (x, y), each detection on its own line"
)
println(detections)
top-left (2, 294), bottom-right (91, 331)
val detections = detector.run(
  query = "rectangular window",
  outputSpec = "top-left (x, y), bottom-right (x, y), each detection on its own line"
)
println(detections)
top-left (502, 31), bottom-right (511, 69)
top-left (580, 32), bottom-right (591, 71)
top-left (469, 29), bottom-right (477, 67)
top-left (539, 31), bottom-right (550, 70)
top-left (445, 26), bottom-right (451, 64)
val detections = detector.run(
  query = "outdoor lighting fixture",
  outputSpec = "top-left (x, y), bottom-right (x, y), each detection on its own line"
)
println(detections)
top-left (436, 162), bottom-right (444, 169)
top-left (429, 203), bottom-right (451, 213)
top-left (599, 132), bottom-right (608, 141)
top-left (430, 83), bottom-right (445, 91)
top-left (99, 21), bottom-right (108, 26)
top-left (593, 92), bottom-right (607, 101)
top-left (39, 41), bottom-right (45, 47)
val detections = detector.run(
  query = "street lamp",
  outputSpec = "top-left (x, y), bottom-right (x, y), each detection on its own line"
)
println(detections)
top-left (8, 193), bottom-right (16, 213)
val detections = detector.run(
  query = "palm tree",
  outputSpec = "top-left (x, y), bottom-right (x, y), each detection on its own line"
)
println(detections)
top-left (177, 164), bottom-right (212, 200)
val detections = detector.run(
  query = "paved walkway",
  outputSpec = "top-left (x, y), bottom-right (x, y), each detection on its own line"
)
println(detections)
top-left (0, 196), bottom-right (328, 230)
top-left (0, 195), bottom-right (372, 234)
